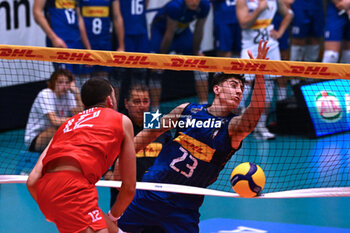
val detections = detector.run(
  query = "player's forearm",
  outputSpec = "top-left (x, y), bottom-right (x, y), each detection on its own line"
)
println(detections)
top-left (77, 10), bottom-right (91, 50)
top-left (114, 18), bottom-right (125, 51)
top-left (249, 74), bottom-right (265, 111)
top-left (160, 35), bottom-right (173, 54)
top-left (110, 182), bottom-right (135, 218)
top-left (33, 12), bottom-right (58, 42)
top-left (134, 130), bottom-right (163, 152)
top-left (193, 31), bottom-right (203, 55)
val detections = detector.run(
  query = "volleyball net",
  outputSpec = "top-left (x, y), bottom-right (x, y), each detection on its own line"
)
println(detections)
top-left (1, 44), bottom-right (350, 198)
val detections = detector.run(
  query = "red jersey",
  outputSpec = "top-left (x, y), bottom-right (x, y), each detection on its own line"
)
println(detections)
top-left (42, 107), bottom-right (124, 184)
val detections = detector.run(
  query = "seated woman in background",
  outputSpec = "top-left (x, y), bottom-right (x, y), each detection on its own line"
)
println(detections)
top-left (25, 68), bottom-right (83, 152)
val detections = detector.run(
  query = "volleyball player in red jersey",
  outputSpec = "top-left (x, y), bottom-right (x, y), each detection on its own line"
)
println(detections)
top-left (27, 78), bottom-right (136, 233)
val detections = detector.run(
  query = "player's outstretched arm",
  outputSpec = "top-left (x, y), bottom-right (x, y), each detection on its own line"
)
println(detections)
top-left (27, 139), bottom-right (52, 202)
top-left (229, 40), bottom-right (269, 148)
top-left (109, 116), bottom-right (136, 221)
top-left (134, 103), bottom-right (189, 152)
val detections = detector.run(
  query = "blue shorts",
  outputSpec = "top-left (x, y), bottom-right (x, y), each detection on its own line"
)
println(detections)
top-left (118, 190), bottom-right (200, 233)
top-left (125, 33), bottom-right (150, 53)
top-left (324, 2), bottom-right (350, 41)
top-left (214, 22), bottom-right (241, 52)
top-left (272, 14), bottom-right (290, 50)
top-left (151, 27), bottom-right (193, 55)
top-left (291, 7), bottom-right (324, 38)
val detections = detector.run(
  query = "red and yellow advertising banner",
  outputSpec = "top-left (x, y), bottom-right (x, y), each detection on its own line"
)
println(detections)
top-left (1, 44), bottom-right (350, 80)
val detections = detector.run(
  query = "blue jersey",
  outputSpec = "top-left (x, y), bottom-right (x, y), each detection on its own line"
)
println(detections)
top-left (142, 104), bottom-right (241, 210)
top-left (212, 0), bottom-right (238, 24)
top-left (119, 0), bottom-right (147, 35)
top-left (45, 0), bottom-right (81, 46)
top-left (80, 0), bottom-right (114, 50)
top-left (152, 0), bottom-right (210, 35)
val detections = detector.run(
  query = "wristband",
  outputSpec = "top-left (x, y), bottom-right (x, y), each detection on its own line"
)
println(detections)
top-left (108, 210), bottom-right (120, 222)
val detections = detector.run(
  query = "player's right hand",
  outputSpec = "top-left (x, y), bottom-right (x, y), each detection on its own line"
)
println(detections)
top-left (52, 36), bottom-right (68, 48)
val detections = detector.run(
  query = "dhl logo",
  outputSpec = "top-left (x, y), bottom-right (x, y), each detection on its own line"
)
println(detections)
top-left (54, 52), bottom-right (96, 62)
top-left (82, 6), bottom-right (109, 17)
top-left (0, 48), bottom-right (37, 57)
top-left (55, 0), bottom-right (76, 9)
top-left (136, 142), bottom-right (162, 158)
top-left (111, 55), bottom-right (150, 65)
top-left (226, 61), bottom-right (272, 72)
top-left (165, 58), bottom-right (209, 68)
top-left (286, 66), bottom-right (332, 76)
top-left (174, 132), bottom-right (215, 162)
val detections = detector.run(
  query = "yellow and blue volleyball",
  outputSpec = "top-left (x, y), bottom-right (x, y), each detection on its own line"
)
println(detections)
top-left (230, 162), bottom-right (266, 198)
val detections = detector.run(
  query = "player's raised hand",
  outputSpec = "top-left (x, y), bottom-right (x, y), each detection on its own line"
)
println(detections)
top-left (248, 40), bottom-right (270, 60)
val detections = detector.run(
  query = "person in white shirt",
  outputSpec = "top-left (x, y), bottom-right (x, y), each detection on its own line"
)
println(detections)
top-left (236, 0), bottom-right (293, 140)
top-left (25, 69), bottom-right (83, 152)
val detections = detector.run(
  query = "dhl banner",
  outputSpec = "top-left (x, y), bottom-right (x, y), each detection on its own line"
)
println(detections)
top-left (1, 44), bottom-right (350, 80)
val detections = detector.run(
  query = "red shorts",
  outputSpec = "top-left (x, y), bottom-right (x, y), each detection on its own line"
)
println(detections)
top-left (36, 170), bottom-right (107, 233)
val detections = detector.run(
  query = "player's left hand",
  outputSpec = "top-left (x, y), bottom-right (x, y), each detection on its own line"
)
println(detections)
top-left (248, 40), bottom-right (270, 60)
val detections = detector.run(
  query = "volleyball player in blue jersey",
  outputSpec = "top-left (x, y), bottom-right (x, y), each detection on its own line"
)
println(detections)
top-left (149, 0), bottom-right (211, 111)
top-left (117, 40), bottom-right (269, 233)
top-left (212, 0), bottom-right (241, 58)
top-left (33, 0), bottom-right (91, 87)
top-left (79, 0), bottom-right (124, 92)
top-left (289, 0), bottom-right (324, 63)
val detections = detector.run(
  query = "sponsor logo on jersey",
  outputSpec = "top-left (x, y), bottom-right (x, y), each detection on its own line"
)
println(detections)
top-left (316, 91), bottom-right (342, 122)
top-left (136, 142), bottom-right (163, 157)
top-left (55, 0), bottom-right (76, 9)
top-left (174, 132), bottom-right (216, 162)
top-left (82, 6), bottom-right (109, 17)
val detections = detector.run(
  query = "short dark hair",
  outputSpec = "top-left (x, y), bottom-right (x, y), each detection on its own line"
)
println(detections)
top-left (47, 68), bottom-right (74, 90)
top-left (212, 72), bottom-right (245, 87)
top-left (125, 84), bottom-right (149, 101)
top-left (81, 78), bottom-right (113, 109)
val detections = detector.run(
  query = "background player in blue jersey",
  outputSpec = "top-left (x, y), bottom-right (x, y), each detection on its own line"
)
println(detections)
top-left (149, 0), bottom-right (211, 111)
top-left (117, 40), bottom-right (269, 233)
top-left (80, 0), bottom-right (124, 99)
top-left (290, 0), bottom-right (324, 62)
top-left (212, 0), bottom-right (241, 58)
top-left (115, 0), bottom-right (151, 112)
top-left (322, 0), bottom-right (350, 64)
top-left (33, 0), bottom-right (91, 88)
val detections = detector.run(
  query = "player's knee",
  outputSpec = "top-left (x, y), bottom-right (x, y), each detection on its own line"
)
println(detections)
top-left (290, 45), bottom-right (306, 61)
top-left (322, 50), bottom-right (339, 63)
top-left (304, 45), bottom-right (320, 62)
top-left (340, 50), bottom-right (350, 63)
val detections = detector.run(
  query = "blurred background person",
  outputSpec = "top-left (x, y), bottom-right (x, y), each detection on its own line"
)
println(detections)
top-left (33, 0), bottom-right (91, 89)
top-left (322, 0), bottom-right (350, 64)
top-left (25, 69), bottom-right (83, 152)
top-left (236, 0), bottom-right (293, 140)
top-left (149, 0), bottom-right (211, 111)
